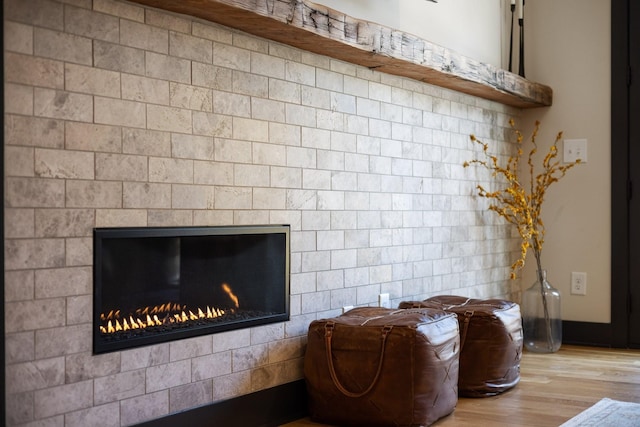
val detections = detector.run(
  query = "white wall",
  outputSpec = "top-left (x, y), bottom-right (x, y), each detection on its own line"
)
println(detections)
top-left (316, 0), bottom-right (505, 67)
top-left (521, 0), bottom-right (611, 323)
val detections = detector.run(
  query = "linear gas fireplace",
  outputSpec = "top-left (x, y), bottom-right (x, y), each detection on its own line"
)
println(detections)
top-left (93, 225), bottom-right (290, 354)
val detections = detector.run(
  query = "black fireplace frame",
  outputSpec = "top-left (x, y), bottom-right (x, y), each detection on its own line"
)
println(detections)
top-left (93, 224), bottom-right (290, 354)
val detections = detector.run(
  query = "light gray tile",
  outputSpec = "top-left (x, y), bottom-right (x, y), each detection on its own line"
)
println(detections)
top-left (5, 0), bottom-right (63, 30)
top-left (5, 52), bottom-right (64, 89)
top-left (94, 97), bottom-right (145, 128)
top-left (93, 0), bottom-right (144, 21)
top-left (65, 122), bottom-right (121, 153)
top-left (146, 360), bottom-right (191, 393)
top-left (34, 89), bottom-right (92, 122)
top-left (93, 40), bottom-right (145, 75)
top-left (6, 357), bottom-right (65, 394)
top-left (95, 153), bottom-right (148, 181)
top-left (64, 5), bottom-right (119, 42)
top-left (121, 74), bottom-right (169, 105)
top-left (5, 238), bottom-right (65, 271)
top-left (5, 115), bottom-right (64, 149)
top-left (120, 19), bottom-right (168, 54)
top-left (35, 324), bottom-right (91, 358)
top-left (65, 352), bottom-right (120, 383)
top-left (34, 267), bottom-right (91, 298)
top-left (33, 379), bottom-right (93, 419)
top-left (191, 351), bottom-right (232, 381)
top-left (94, 369), bottom-right (145, 405)
top-left (170, 31), bottom-right (212, 63)
top-left (64, 402), bottom-right (120, 427)
top-left (169, 380), bottom-right (213, 413)
top-left (65, 180), bottom-right (122, 208)
top-left (5, 331), bottom-right (35, 364)
top-left (5, 208), bottom-right (35, 238)
top-left (34, 148), bottom-right (94, 179)
top-left (34, 28), bottom-right (91, 65)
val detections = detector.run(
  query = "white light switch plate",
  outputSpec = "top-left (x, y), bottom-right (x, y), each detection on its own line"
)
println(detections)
top-left (563, 139), bottom-right (588, 163)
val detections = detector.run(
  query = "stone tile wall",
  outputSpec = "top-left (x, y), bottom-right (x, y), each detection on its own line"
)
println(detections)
top-left (4, 0), bottom-right (521, 425)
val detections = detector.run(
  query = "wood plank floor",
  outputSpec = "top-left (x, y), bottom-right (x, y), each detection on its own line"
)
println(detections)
top-left (281, 345), bottom-right (640, 427)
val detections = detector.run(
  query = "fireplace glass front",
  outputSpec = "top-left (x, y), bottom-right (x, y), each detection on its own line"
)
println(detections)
top-left (93, 225), bottom-right (290, 354)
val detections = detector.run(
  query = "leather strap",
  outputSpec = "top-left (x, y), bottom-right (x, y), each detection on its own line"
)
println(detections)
top-left (324, 322), bottom-right (393, 398)
top-left (460, 310), bottom-right (474, 351)
top-left (442, 298), bottom-right (472, 311)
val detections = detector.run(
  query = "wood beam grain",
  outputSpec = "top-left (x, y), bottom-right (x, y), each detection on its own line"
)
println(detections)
top-left (128, 0), bottom-right (552, 108)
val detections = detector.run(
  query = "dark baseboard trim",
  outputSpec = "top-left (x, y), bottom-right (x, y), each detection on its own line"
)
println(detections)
top-left (135, 380), bottom-right (308, 427)
top-left (562, 320), bottom-right (613, 347)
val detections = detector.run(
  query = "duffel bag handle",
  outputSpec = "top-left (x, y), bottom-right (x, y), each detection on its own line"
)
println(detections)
top-left (460, 310), bottom-right (474, 351)
top-left (324, 322), bottom-right (393, 398)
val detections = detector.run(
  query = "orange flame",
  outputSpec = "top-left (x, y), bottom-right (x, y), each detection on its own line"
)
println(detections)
top-left (221, 283), bottom-right (239, 308)
top-left (99, 301), bottom-right (230, 336)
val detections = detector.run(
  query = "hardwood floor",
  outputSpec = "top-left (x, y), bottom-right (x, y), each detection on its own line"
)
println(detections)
top-left (281, 345), bottom-right (640, 427)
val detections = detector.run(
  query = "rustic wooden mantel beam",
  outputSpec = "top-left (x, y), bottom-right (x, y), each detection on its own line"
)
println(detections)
top-left (128, 0), bottom-right (552, 108)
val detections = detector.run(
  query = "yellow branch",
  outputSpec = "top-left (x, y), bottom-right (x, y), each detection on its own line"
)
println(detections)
top-left (464, 120), bottom-right (582, 279)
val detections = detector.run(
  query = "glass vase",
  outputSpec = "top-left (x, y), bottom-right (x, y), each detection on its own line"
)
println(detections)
top-left (522, 270), bottom-right (562, 353)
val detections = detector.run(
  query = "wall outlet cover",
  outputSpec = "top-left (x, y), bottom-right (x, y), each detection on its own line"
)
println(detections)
top-left (378, 293), bottom-right (390, 308)
top-left (570, 272), bottom-right (587, 295)
top-left (563, 139), bottom-right (588, 163)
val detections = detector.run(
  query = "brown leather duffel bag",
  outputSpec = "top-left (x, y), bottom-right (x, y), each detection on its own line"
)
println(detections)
top-left (304, 307), bottom-right (459, 427)
top-left (399, 296), bottom-right (523, 397)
